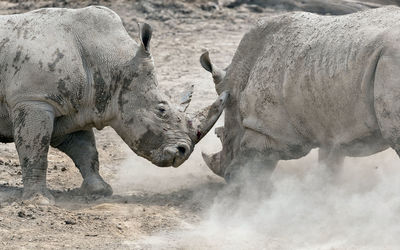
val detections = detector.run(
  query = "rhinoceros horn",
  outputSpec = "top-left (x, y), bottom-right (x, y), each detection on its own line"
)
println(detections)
top-left (187, 91), bottom-right (229, 144)
top-left (201, 126), bottom-right (224, 176)
top-left (200, 51), bottom-right (226, 85)
top-left (202, 151), bottom-right (224, 177)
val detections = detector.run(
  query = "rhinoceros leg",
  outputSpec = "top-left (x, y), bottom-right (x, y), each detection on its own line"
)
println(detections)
top-left (12, 101), bottom-right (55, 204)
top-left (224, 150), bottom-right (278, 185)
top-left (224, 146), bottom-right (278, 184)
top-left (318, 146), bottom-right (344, 175)
top-left (52, 130), bottom-right (112, 197)
top-left (224, 129), bottom-right (279, 183)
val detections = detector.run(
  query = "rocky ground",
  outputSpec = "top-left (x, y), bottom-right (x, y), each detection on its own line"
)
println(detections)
top-left (1, 0), bottom-right (400, 249)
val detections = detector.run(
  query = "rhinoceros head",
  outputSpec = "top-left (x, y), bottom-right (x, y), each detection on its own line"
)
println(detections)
top-left (199, 51), bottom-right (239, 178)
top-left (110, 24), bottom-right (228, 168)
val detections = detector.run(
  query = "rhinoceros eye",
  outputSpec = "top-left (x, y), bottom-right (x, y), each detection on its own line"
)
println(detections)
top-left (158, 106), bottom-right (166, 113)
top-left (156, 103), bottom-right (168, 118)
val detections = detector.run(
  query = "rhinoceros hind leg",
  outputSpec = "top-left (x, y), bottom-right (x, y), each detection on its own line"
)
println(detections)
top-left (12, 101), bottom-right (55, 203)
top-left (52, 130), bottom-right (112, 197)
top-left (80, 174), bottom-right (112, 197)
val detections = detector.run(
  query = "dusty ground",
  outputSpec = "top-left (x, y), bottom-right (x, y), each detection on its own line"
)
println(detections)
top-left (1, 1), bottom-right (400, 249)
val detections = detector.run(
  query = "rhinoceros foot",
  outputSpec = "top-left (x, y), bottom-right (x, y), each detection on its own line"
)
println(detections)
top-left (80, 175), bottom-right (113, 197)
top-left (22, 187), bottom-right (55, 205)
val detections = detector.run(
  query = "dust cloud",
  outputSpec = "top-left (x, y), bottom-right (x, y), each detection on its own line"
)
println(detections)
top-left (112, 123), bottom-right (400, 249)
top-left (111, 119), bottom-right (225, 195)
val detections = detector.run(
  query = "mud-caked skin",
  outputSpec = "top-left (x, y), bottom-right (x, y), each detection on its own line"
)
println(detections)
top-left (201, 6), bottom-right (400, 181)
top-left (0, 6), bottom-right (228, 203)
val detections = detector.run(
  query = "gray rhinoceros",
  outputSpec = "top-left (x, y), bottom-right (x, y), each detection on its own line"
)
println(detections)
top-left (201, 6), bottom-right (400, 181)
top-left (0, 6), bottom-right (228, 202)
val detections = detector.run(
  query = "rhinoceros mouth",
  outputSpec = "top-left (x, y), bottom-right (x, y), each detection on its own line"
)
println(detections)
top-left (156, 155), bottom-right (186, 168)
top-left (172, 157), bottom-right (179, 168)
top-left (171, 150), bottom-right (190, 168)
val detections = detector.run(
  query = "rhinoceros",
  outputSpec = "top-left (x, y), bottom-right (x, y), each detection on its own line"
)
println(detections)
top-left (201, 6), bottom-right (400, 181)
top-left (0, 6), bottom-right (228, 203)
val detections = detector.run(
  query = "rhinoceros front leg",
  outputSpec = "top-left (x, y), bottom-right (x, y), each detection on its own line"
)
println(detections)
top-left (12, 101), bottom-right (55, 203)
top-left (224, 151), bottom-right (278, 185)
top-left (224, 129), bottom-right (278, 183)
top-left (52, 130), bottom-right (112, 197)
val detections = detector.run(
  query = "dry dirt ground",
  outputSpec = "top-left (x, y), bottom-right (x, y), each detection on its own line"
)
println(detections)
top-left (1, 1), bottom-right (400, 249)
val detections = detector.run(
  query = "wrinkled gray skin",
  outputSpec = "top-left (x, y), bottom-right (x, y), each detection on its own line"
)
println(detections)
top-left (201, 6), bottom-right (400, 181)
top-left (0, 6), bottom-right (228, 203)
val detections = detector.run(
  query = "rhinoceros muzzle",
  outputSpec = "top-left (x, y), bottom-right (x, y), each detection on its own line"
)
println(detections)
top-left (161, 91), bottom-right (229, 168)
top-left (163, 143), bottom-right (191, 168)
top-left (154, 90), bottom-right (229, 168)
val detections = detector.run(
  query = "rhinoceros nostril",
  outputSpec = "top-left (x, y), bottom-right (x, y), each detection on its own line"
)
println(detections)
top-left (177, 146), bottom-right (186, 156)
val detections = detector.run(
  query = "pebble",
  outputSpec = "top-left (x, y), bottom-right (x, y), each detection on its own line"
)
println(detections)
top-left (65, 220), bottom-right (76, 225)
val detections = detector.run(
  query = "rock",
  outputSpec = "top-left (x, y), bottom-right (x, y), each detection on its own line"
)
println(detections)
top-left (65, 220), bottom-right (76, 225)
top-left (200, 2), bottom-right (219, 11)
top-left (17, 211), bottom-right (25, 218)
top-left (84, 234), bottom-right (98, 237)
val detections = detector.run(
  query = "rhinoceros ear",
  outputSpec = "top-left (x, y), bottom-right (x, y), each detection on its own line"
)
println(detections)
top-left (200, 51), bottom-right (225, 86)
top-left (138, 23), bottom-right (152, 52)
top-left (200, 51), bottom-right (213, 73)
top-left (179, 84), bottom-right (194, 112)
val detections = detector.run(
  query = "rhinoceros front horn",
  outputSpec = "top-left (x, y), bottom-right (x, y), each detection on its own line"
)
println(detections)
top-left (202, 151), bottom-right (224, 177)
top-left (188, 91), bottom-right (229, 144)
